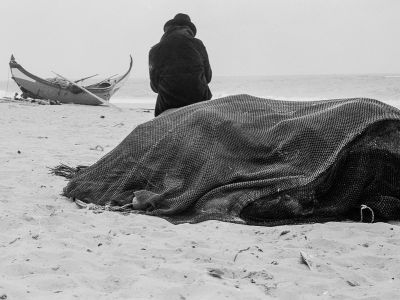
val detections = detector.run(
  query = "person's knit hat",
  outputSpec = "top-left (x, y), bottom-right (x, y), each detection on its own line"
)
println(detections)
top-left (164, 13), bottom-right (197, 36)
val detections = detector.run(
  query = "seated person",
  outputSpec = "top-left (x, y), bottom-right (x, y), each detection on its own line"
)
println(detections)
top-left (149, 13), bottom-right (212, 116)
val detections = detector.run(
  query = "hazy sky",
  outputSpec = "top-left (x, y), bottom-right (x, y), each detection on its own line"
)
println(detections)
top-left (0, 0), bottom-right (399, 80)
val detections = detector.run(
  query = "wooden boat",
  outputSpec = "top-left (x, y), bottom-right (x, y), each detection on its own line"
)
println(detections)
top-left (9, 54), bottom-right (133, 105)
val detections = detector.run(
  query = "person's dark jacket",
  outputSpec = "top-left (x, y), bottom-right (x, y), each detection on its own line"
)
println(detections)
top-left (149, 26), bottom-right (212, 116)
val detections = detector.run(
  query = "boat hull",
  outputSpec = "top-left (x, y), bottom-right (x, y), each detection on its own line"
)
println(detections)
top-left (9, 55), bottom-right (133, 106)
top-left (13, 76), bottom-right (106, 105)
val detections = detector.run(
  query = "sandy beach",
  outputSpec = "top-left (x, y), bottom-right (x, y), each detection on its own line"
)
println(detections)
top-left (1, 101), bottom-right (400, 300)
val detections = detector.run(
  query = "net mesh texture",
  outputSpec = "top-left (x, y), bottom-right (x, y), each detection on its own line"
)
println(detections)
top-left (59, 95), bottom-right (400, 226)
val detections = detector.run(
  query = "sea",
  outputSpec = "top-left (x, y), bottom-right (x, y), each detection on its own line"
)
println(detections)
top-left (1, 74), bottom-right (400, 109)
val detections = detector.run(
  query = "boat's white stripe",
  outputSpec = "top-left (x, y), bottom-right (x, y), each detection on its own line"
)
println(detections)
top-left (12, 68), bottom-right (36, 83)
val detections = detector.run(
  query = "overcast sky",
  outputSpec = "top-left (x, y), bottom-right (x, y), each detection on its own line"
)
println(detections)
top-left (0, 0), bottom-right (399, 80)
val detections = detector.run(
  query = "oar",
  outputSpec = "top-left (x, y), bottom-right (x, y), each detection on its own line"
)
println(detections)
top-left (52, 71), bottom-right (121, 111)
top-left (75, 73), bottom-right (99, 83)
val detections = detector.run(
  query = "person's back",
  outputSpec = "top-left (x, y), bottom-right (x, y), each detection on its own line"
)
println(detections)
top-left (149, 13), bottom-right (212, 116)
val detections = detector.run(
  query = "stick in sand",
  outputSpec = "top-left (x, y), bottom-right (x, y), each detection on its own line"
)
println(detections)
top-left (52, 71), bottom-right (121, 111)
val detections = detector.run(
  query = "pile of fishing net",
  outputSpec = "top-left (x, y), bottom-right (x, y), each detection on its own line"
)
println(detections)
top-left (53, 95), bottom-right (400, 226)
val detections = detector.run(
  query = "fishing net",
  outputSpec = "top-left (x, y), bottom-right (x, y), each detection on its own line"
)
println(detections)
top-left (46, 78), bottom-right (70, 89)
top-left (54, 95), bottom-right (400, 225)
top-left (46, 78), bottom-right (83, 94)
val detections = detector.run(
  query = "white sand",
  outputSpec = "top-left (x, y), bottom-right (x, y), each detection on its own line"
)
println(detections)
top-left (1, 101), bottom-right (400, 299)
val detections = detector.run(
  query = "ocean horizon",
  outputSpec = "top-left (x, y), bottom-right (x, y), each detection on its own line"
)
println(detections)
top-left (2, 74), bottom-right (400, 108)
